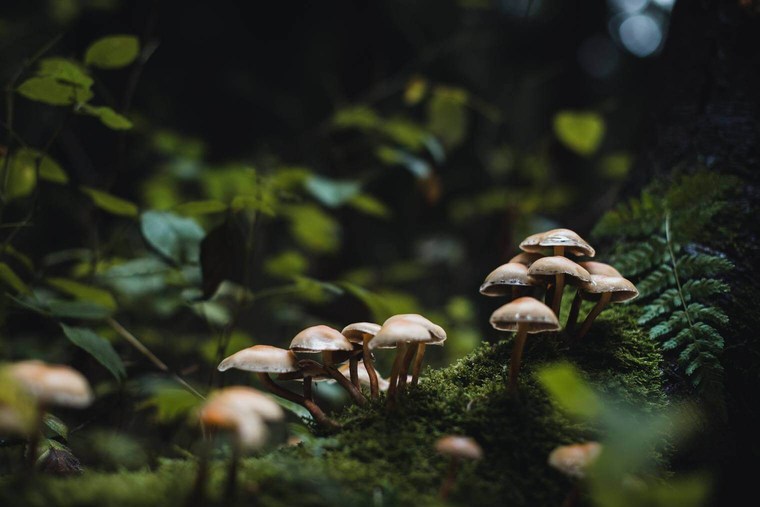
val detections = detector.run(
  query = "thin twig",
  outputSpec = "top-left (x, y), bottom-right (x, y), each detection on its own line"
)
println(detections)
top-left (664, 213), bottom-right (694, 327)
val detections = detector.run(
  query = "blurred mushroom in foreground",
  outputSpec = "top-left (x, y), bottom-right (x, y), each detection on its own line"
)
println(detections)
top-left (548, 441), bottom-right (602, 507)
top-left (435, 435), bottom-right (483, 500)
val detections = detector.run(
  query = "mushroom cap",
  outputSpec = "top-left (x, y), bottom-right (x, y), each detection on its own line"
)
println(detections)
top-left (289, 325), bottom-right (353, 353)
top-left (383, 314), bottom-right (446, 344)
top-left (579, 275), bottom-right (639, 302)
top-left (489, 297), bottom-right (561, 333)
top-left (520, 228), bottom-right (595, 257)
top-left (335, 363), bottom-right (391, 391)
top-left (370, 320), bottom-right (434, 350)
top-left (341, 322), bottom-right (381, 344)
top-left (435, 435), bottom-right (483, 460)
top-left (210, 386), bottom-right (284, 422)
top-left (8, 360), bottom-right (93, 408)
top-left (528, 256), bottom-right (592, 283)
top-left (480, 263), bottom-right (539, 296)
top-left (578, 261), bottom-right (622, 277)
top-left (0, 405), bottom-right (28, 436)
top-left (218, 345), bottom-right (299, 373)
top-left (198, 398), bottom-right (267, 450)
top-left (508, 252), bottom-right (544, 267)
top-left (548, 442), bottom-right (602, 479)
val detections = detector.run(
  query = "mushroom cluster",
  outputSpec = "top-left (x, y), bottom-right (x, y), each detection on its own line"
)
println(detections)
top-left (217, 313), bottom-right (446, 426)
top-left (480, 228), bottom-right (638, 393)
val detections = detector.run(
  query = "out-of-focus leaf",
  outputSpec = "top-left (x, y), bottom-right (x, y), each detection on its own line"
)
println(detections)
top-left (72, 430), bottom-right (149, 471)
top-left (61, 324), bottom-right (126, 381)
top-left (139, 387), bottom-right (201, 423)
top-left (80, 187), bottom-right (139, 217)
top-left (84, 35), bottom-right (140, 69)
top-left (553, 110), bottom-right (605, 156)
top-left (404, 75), bottom-right (428, 105)
top-left (0, 245), bottom-right (34, 272)
top-left (0, 367), bottom-right (37, 435)
top-left (140, 211), bottom-right (205, 264)
top-left (347, 194), bottom-right (390, 218)
top-left (0, 262), bottom-right (31, 294)
top-left (304, 175), bottom-right (361, 208)
top-left (174, 200), bottom-right (228, 215)
top-left (283, 204), bottom-right (340, 253)
top-left (200, 331), bottom-right (254, 364)
top-left (537, 362), bottom-right (601, 420)
top-left (598, 153), bottom-right (632, 179)
top-left (376, 146), bottom-right (432, 179)
top-left (38, 58), bottom-right (93, 88)
top-left (200, 219), bottom-right (247, 298)
top-left (338, 282), bottom-right (393, 322)
top-left (264, 250), bottom-right (309, 279)
top-left (17, 76), bottom-right (92, 105)
top-left (47, 278), bottom-right (117, 310)
top-left (332, 105), bottom-right (381, 130)
top-left (381, 118), bottom-right (428, 151)
top-left (43, 414), bottom-right (69, 440)
top-left (0, 149), bottom-right (37, 199)
top-left (80, 104), bottom-right (133, 130)
top-left (49, 300), bottom-right (113, 320)
top-left (99, 257), bottom-right (168, 297)
top-left (428, 86), bottom-right (468, 149)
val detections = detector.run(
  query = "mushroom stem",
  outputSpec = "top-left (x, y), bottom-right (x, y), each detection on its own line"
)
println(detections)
top-left (545, 283), bottom-right (553, 306)
top-left (396, 343), bottom-right (417, 390)
top-left (322, 363), bottom-right (368, 407)
top-left (511, 286), bottom-right (519, 300)
top-left (303, 376), bottom-right (313, 401)
top-left (554, 246), bottom-right (565, 257)
top-left (575, 292), bottom-right (612, 341)
top-left (562, 484), bottom-right (581, 507)
top-left (411, 343), bottom-right (427, 386)
top-left (565, 290), bottom-right (583, 335)
top-left (349, 351), bottom-right (360, 389)
top-left (386, 343), bottom-right (408, 405)
top-left (362, 336), bottom-right (380, 399)
top-left (552, 273), bottom-right (565, 318)
top-left (508, 325), bottom-right (528, 396)
top-left (439, 456), bottom-right (460, 500)
top-left (24, 404), bottom-right (45, 473)
top-left (256, 372), bottom-right (340, 429)
top-left (224, 439), bottom-right (241, 503)
top-left (187, 437), bottom-right (211, 507)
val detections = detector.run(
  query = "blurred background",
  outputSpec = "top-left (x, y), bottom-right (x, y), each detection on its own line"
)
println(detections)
top-left (0, 0), bottom-right (684, 461)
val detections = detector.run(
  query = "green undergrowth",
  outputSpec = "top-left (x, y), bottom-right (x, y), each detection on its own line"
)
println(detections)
top-left (1, 305), bottom-right (666, 507)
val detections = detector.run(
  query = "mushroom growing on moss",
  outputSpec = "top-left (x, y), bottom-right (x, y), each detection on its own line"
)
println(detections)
top-left (574, 275), bottom-right (639, 341)
top-left (519, 228), bottom-right (595, 258)
top-left (548, 441), bottom-right (602, 507)
top-left (489, 297), bottom-right (561, 395)
top-left (382, 313), bottom-right (445, 387)
top-left (479, 262), bottom-right (540, 299)
top-left (566, 262), bottom-right (622, 333)
top-left (341, 322), bottom-right (381, 397)
top-left (434, 435), bottom-right (483, 500)
top-left (528, 256), bottom-right (591, 318)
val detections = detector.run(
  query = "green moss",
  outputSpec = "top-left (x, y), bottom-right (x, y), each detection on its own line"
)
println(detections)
top-left (0, 306), bottom-right (665, 507)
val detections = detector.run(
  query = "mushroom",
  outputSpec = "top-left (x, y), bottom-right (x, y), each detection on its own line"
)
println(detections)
top-left (574, 275), bottom-right (638, 341)
top-left (7, 360), bottom-right (93, 472)
top-left (289, 325), bottom-right (367, 407)
top-left (528, 256), bottom-right (591, 318)
top-left (341, 322), bottom-right (381, 398)
top-left (548, 442), bottom-right (602, 507)
top-left (519, 228), bottom-right (595, 258)
top-left (434, 435), bottom-right (483, 500)
top-left (335, 363), bottom-right (390, 392)
top-left (490, 297), bottom-right (561, 395)
top-left (218, 345), bottom-right (339, 429)
top-left (508, 252), bottom-right (544, 267)
top-left (479, 262), bottom-right (540, 300)
top-left (566, 262), bottom-right (622, 333)
top-left (382, 313), bottom-right (446, 387)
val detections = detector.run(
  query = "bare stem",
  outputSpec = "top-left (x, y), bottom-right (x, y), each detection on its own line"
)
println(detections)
top-left (439, 457), bottom-right (460, 500)
top-left (565, 290), bottom-right (583, 335)
top-left (411, 343), bottom-right (427, 386)
top-left (362, 336), bottom-right (380, 399)
top-left (575, 292), bottom-right (612, 341)
top-left (256, 372), bottom-right (339, 429)
top-left (552, 273), bottom-right (565, 318)
top-left (386, 343), bottom-right (408, 406)
top-left (508, 326), bottom-right (528, 396)
top-left (396, 343), bottom-right (417, 390)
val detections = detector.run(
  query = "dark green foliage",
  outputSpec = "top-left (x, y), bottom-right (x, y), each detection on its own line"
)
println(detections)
top-left (593, 171), bottom-right (739, 409)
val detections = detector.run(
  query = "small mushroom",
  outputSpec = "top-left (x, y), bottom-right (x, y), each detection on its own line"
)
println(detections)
top-left (289, 325), bottom-right (366, 406)
top-left (574, 275), bottom-right (639, 341)
top-left (567, 262), bottom-right (622, 333)
top-left (434, 435), bottom-right (483, 500)
top-left (341, 322), bottom-right (382, 398)
top-left (335, 363), bottom-right (390, 391)
top-left (508, 252), bottom-right (544, 267)
top-left (490, 297), bottom-right (561, 395)
top-left (519, 228), bottom-right (595, 258)
top-left (382, 313), bottom-right (446, 387)
top-left (479, 262), bottom-right (540, 299)
top-left (528, 256), bottom-right (591, 318)
top-left (548, 442), bottom-right (603, 507)
top-left (7, 360), bottom-right (93, 472)
top-left (218, 345), bottom-right (339, 429)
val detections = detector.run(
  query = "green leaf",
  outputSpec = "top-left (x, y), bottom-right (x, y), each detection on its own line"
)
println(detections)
top-left (84, 35), bottom-right (140, 69)
top-left (80, 104), bottom-right (133, 130)
top-left (348, 193), bottom-right (390, 218)
top-left (304, 175), bottom-right (361, 208)
top-left (46, 277), bottom-right (117, 310)
top-left (0, 262), bottom-right (31, 294)
top-left (17, 76), bottom-right (92, 106)
top-left (536, 362), bottom-right (601, 420)
top-left (80, 186), bottom-right (139, 217)
top-left (174, 200), bottom-right (228, 215)
top-left (553, 110), bottom-right (605, 156)
top-left (0, 150), bottom-right (37, 199)
top-left (264, 250), bottom-right (309, 279)
top-left (140, 211), bottom-right (205, 264)
top-left (38, 58), bottom-right (93, 88)
top-left (283, 204), bottom-right (340, 253)
top-left (427, 86), bottom-right (468, 149)
top-left (61, 324), bottom-right (126, 381)
top-left (48, 300), bottom-right (113, 320)
top-left (139, 387), bottom-right (201, 423)
top-left (43, 414), bottom-right (69, 440)
top-left (230, 195), bottom-right (276, 216)
top-left (0, 245), bottom-right (34, 272)
top-left (38, 153), bottom-right (69, 184)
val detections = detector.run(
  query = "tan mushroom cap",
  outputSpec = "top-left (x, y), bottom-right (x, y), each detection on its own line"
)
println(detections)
top-left (520, 228), bottom-right (595, 257)
top-left (383, 314), bottom-right (446, 344)
top-left (210, 386), bottom-right (284, 422)
top-left (198, 398), bottom-right (267, 449)
top-left (289, 325), bottom-right (353, 353)
top-left (528, 256), bottom-right (592, 284)
top-left (341, 322), bottom-right (381, 344)
top-left (580, 275), bottom-right (639, 302)
top-left (508, 252), bottom-right (544, 267)
top-left (490, 297), bottom-right (561, 333)
top-left (218, 345), bottom-right (299, 373)
top-left (548, 442), bottom-right (602, 479)
top-left (335, 363), bottom-right (391, 391)
top-left (480, 263), bottom-right (539, 297)
top-left (370, 320), bottom-right (434, 350)
top-left (579, 261), bottom-right (622, 277)
top-left (435, 435), bottom-right (483, 460)
top-left (8, 360), bottom-right (93, 408)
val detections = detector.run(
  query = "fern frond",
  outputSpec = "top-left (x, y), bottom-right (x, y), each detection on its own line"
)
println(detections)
top-left (676, 253), bottom-right (733, 278)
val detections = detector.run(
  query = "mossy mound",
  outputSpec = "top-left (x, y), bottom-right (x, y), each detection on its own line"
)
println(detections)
top-left (1, 306), bottom-right (666, 507)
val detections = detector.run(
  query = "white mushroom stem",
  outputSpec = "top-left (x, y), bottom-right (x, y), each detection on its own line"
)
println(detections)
top-left (362, 335), bottom-right (380, 399)
top-left (411, 343), bottom-right (427, 386)
top-left (508, 324), bottom-right (528, 396)
top-left (552, 273), bottom-right (566, 317)
top-left (575, 292), bottom-right (612, 341)
top-left (386, 343), bottom-right (408, 404)
top-left (565, 290), bottom-right (583, 334)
